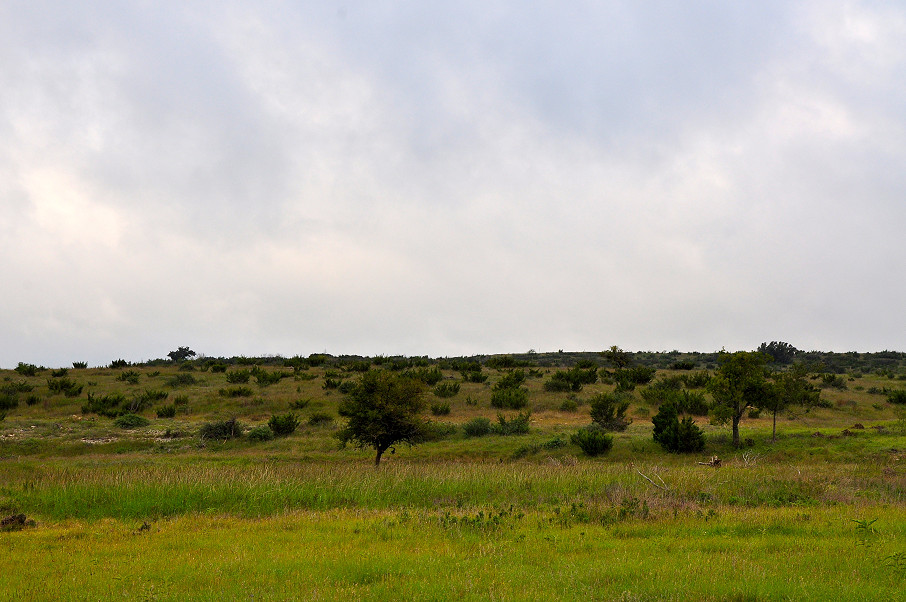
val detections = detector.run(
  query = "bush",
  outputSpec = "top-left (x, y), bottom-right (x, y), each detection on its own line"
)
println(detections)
top-left (210, 363), bottom-right (228, 373)
top-left (290, 399), bottom-right (310, 410)
top-left (308, 412), bottom-right (334, 427)
top-left (433, 381), bottom-right (461, 398)
top-left (403, 367), bottom-right (444, 386)
top-left (430, 402), bottom-right (451, 416)
top-left (47, 377), bottom-right (83, 397)
top-left (677, 390), bottom-right (710, 416)
top-left (0, 392), bottom-right (19, 411)
top-left (680, 371), bottom-right (711, 389)
top-left (419, 421), bottom-right (458, 441)
top-left (15, 363), bottom-right (40, 377)
top-left (544, 371), bottom-right (579, 392)
top-left (114, 414), bottom-right (150, 429)
top-left (25, 394), bottom-right (41, 406)
top-left (463, 417), bottom-right (493, 438)
top-left (494, 369), bottom-right (526, 390)
top-left (225, 370), bottom-right (251, 384)
top-left (490, 387), bottom-right (529, 410)
top-left (589, 392), bottom-right (632, 431)
top-left (72, 362), bottom-right (88, 369)
top-left (156, 405), bottom-right (177, 418)
top-left (323, 378), bottom-right (342, 390)
top-left (109, 359), bottom-right (129, 369)
top-left (253, 369), bottom-right (285, 387)
top-left (571, 426), bottom-right (613, 456)
top-left (82, 392), bottom-right (128, 417)
top-left (218, 386), bottom-right (253, 398)
top-left (559, 398), bottom-right (579, 412)
top-left (268, 413), bottom-right (300, 436)
top-left (652, 404), bottom-right (705, 453)
top-left (167, 373), bottom-right (198, 387)
top-left (51, 368), bottom-right (69, 378)
top-left (199, 418), bottom-right (243, 440)
top-left (888, 390), bottom-right (906, 404)
top-left (173, 395), bottom-right (189, 406)
top-left (462, 370), bottom-right (488, 383)
top-left (670, 361), bottom-right (696, 370)
top-left (493, 411), bottom-right (531, 435)
top-left (247, 425), bottom-right (275, 442)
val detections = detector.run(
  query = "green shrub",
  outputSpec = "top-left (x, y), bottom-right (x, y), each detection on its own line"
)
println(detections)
top-left (652, 404), bottom-right (705, 453)
top-left (494, 369), bottom-right (526, 390)
top-left (307, 412), bottom-right (334, 427)
top-left (25, 394), bottom-right (42, 406)
top-left (199, 418), bottom-right (243, 440)
top-left (253, 369), bottom-right (285, 387)
top-left (72, 362), bottom-right (87, 369)
top-left (51, 368), bottom-right (69, 378)
top-left (403, 367), bottom-right (443, 386)
top-left (209, 363), bottom-right (228, 373)
top-left (14, 363), bottom-right (40, 377)
top-left (173, 395), bottom-right (189, 406)
top-left (156, 405), bottom-right (177, 418)
top-left (3, 380), bottom-right (34, 393)
top-left (462, 370), bottom-right (488, 383)
top-left (114, 414), bottom-right (150, 429)
top-left (493, 411), bottom-right (531, 435)
top-left (490, 387), bottom-right (529, 410)
top-left (109, 359), bottom-right (129, 369)
top-left (748, 408), bottom-right (761, 419)
top-left (462, 417), bottom-right (493, 438)
top-left (888, 390), bottom-right (906, 404)
top-left (82, 392), bottom-right (128, 417)
top-left (571, 426), bottom-right (613, 456)
top-left (559, 398), bottom-right (579, 412)
top-left (680, 370), bottom-right (711, 388)
top-left (225, 370), bottom-right (251, 384)
top-left (167, 373), bottom-right (197, 387)
top-left (290, 399), bottom-right (310, 410)
top-left (420, 421), bottom-right (458, 441)
top-left (544, 371), bottom-right (579, 392)
top-left (589, 392), bottom-right (632, 431)
top-left (670, 361), bottom-right (696, 370)
top-left (247, 425), bottom-right (275, 442)
top-left (47, 377), bottom-right (83, 397)
top-left (433, 381), bottom-right (461, 398)
top-left (678, 390), bottom-right (710, 416)
top-left (323, 378), bottom-right (342, 390)
top-left (268, 413), bottom-right (300, 436)
top-left (218, 386), bottom-right (253, 398)
top-left (430, 402), bottom-right (451, 416)
top-left (0, 392), bottom-right (18, 411)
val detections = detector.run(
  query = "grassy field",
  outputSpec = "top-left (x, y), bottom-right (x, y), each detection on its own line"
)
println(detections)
top-left (1, 359), bottom-right (905, 600)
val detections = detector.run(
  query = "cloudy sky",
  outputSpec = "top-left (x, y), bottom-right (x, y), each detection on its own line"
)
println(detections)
top-left (2, 1), bottom-right (905, 367)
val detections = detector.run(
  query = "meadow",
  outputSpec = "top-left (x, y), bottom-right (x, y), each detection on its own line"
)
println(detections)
top-left (1, 353), bottom-right (905, 600)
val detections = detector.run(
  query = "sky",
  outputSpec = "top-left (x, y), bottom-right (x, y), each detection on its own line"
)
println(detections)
top-left (2, 1), bottom-right (905, 368)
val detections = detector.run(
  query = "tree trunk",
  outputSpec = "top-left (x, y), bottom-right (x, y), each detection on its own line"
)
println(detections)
top-left (772, 408), bottom-right (777, 442)
top-left (375, 446), bottom-right (385, 466)
top-left (732, 416), bottom-right (740, 447)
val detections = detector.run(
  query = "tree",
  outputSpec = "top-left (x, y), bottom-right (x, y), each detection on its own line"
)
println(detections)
top-left (337, 370), bottom-right (427, 466)
top-left (602, 345), bottom-right (632, 369)
top-left (759, 363), bottom-right (820, 442)
top-left (168, 346), bottom-right (196, 362)
top-left (707, 351), bottom-right (771, 447)
top-left (757, 341), bottom-right (799, 365)
top-left (652, 403), bottom-right (705, 453)
top-left (589, 392), bottom-right (632, 431)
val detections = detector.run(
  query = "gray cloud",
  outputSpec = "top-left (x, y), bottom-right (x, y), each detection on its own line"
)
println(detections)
top-left (2, 1), bottom-right (905, 367)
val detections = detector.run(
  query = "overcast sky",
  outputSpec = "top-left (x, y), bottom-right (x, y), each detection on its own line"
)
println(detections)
top-left (2, 1), bottom-right (905, 367)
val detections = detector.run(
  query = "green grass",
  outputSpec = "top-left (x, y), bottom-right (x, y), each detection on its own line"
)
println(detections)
top-left (1, 363), bottom-right (905, 599)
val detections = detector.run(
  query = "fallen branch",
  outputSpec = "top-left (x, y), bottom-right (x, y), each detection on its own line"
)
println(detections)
top-left (697, 456), bottom-right (722, 467)
top-left (636, 468), bottom-right (670, 491)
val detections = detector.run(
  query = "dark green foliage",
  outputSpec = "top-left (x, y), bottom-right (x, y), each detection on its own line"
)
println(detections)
top-left (15, 363), bottom-right (40, 377)
top-left (463, 417), bottom-right (493, 437)
top-left (559, 398), bottom-right (579, 412)
top-left (116, 370), bottom-right (141, 384)
top-left (156, 405), bottom-right (177, 418)
top-left (167, 346), bottom-right (196, 362)
top-left (887, 390), bottom-right (906, 404)
top-left (114, 414), bottom-right (150, 429)
top-left (490, 387), bottom-right (529, 410)
top-left (218, 386), bottom-right (254, 398)
top-left (708, 351), bottom-right (771, 447)
top-left (589, 392), bottom-right (632, 431)
top-left (199, 418), bottom-right (243, 440)
top-left (82, 392), bottom-right (129, 417)
top-left (486, 355), bottom-right (533, 370)
top-left (177, 362), bottom-right (196, 372)
top-left (3, 380), bottom-right (34, 393)
top-left (430, 402), bottom-right (451, 416)
top-left (307, 412), bottom-right (334, 427)
top-left (225, 370), bottom-right (251, 384)
top-left (757, 341), bottom-right (799, 364)
top-left (0, 392), bottom-right (18, 411)
top-left (173, 395), bottom-right (189, 406)
top-left (137, 389), bottom-right (168, 403)
top-left (51, 368), bottom-right (69, 378)
top-left (602, 346), bottom-right (633, 369)
top-left (819, 373), bottom-right (847, 390)
top-left (72, 362), bottom-right (88, 369)
top-left (323, 378), bottom-right (342, 390)
top-left (462, 370), bottom-right (488, 383)
top-left (403, 367), bottom-right (444, 386)
top-left (678, 390), bottom-right (709, 416)
top-left (25, 394), bottom-right (41, 406)
top-left (342, 361), bottom-right (371, 373)
top-left (652, 404), bottom-right (705, 453)
top-left (247, 425), bottom-right (275, 442)
top-left (669, 361), bottom-right (696, 370)
top-left (680, 370), bottom-right (712, 389)
top-left (571, 426), bottom-right (613, 456)
top-left (494, 369), bottom-right (526, 390)
top-left (166, 373), bottom-right (197, 387)
top-left (253, 369), bottom-right (285, 387)
top-left (290, 399), bottom-right (310, 410)
top-left (544, 371), bottom-right (579, 392)
top-left (433, 381), bottom-right (461, 398)
top-left (337, 371), bottom-right (427, 465)
top-left (210, 364), bottom-right (228, 373)
top-left (493, 412), bottom-right (531, 435)
top-left (612, 365), bottom-right (656, 390)
top-left (337, 380), bottom-right (356, 394)
top-left (268, 413), bottom-right (300, 436)
top-left (109, 359), bottom-right (129, 369)
top-left (46, 377), bottom-right (83, 397)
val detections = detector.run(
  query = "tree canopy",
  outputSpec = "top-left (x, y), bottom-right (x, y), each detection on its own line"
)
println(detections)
top-left (336, 370), bottom-right (427, 465)
top-left (708, 351), bottom-right (771, 447)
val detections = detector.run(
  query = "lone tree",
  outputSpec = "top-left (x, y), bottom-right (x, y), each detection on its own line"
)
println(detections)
top-left (759, 363), bottom-right (820, 442)
top-left (337, 370), bottom-right (427, 466)
top-left (168, 346), bottom-right (196, 362)
top-left (708, 351), bottom-right (771, 447)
